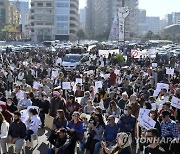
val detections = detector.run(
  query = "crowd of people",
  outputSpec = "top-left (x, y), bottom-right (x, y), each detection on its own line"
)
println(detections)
top-left (0, 45), bottom-right (179, 154)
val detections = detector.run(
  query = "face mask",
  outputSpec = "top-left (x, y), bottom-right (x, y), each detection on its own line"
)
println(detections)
top-left (0, 108), bottom-right (2, 112)
top-left (7, 103), bottom-right (12, 106)
top-left (124, 110), bottom-right (128, 115)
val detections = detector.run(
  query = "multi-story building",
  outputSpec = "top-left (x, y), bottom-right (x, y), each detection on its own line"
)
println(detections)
top-left (79, 8), bottom-right (86, 31)
top-left (30, 0), bottom-right (79, 42)
top-left (146, 17), bottom-right (160, 34)
top-left (138, 9), bottom-right (147, 36)
top-left (0, 0), bottom-right (10, 27)
top-left (7, 2), bottom-right (21, 26)
top-left (55, 0), bottom-right (79, 40)
top-left (10, 0), bottom-right (30, 38)
top-left (173, 12), bottom-right (180, 25)
top-left (30, 0), bottom-right (55, 42)
top-left (85, 0), bottom-right (139, 40)
top-left (85, 0), bottom-right (95, 39)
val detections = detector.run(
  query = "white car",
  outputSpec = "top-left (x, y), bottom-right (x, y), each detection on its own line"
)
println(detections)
top-left (62, 54), bottom-right (89, 70)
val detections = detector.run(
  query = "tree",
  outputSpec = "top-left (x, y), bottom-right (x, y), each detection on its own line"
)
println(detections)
top-left (77, 29), bottom-right (86, 40)
top-left (145, 31), bottom-right (154, 40)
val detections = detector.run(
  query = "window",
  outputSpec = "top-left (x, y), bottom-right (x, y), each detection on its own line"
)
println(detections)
top-left (37, 23), bottom-right (43, 25)
top-left (37, 10), bottom-right (43, 14)
top-left (57, 23), bottom-right (69, 29)
top-left (57, 3), bottom-right (69, 7)
top-left (37, 3), bottom-right (43, 7)
top-left (57, 15), bottom-right (69, 21)
top-left (46, 3), bottom-right (52, 7)
top-left (56, 30), bottom-right (69, 35)
top-left (45, 10), bottom-right (52, 14)
top-left (31, 9), bottom-right (34, 13)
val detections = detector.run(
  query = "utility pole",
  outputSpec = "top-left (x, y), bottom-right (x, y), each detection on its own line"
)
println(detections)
top-left (122, 0), bottom-right (125, 7)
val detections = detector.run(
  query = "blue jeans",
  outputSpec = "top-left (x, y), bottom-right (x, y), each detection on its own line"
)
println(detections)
top-left (25, 130), bottom-right (34, 142)
top-left (93, 141), bottom-right (101, 154)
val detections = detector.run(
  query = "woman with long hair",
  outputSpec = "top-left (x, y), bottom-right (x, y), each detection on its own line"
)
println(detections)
top-left (48, 109), bottom-right (68, 145)
top-left (88, 113), bottom-right (105, 154)
top-left (102, 132), bottom-right (132, 154)
top-left (93, 93), bottom-right (101, 107)
top-left (67, 111), bottom-right (84, 153)
top-left (106, 100), bottom-right (121, 118)
top-left (0, 112), bottom-right (9, 154)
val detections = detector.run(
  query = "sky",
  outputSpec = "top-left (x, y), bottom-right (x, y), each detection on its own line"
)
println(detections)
top-left (79, 0), bottom-right (180, 19)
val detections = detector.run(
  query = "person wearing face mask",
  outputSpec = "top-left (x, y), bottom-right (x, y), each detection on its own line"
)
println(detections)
top-left (6, 97), bottom-right (18, 114)
top-left (8, 111), bottom-right (26, 154)
top-left (118, 105), bottom-right (136, 140)
top-left (25, 108), bottom-right (41, 147)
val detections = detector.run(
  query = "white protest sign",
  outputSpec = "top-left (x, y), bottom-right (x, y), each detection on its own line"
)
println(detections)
top-left (104, 74), bottom-right (110, 79)
top-left (139, 114), bottom-right (156, 130)
top-left (166, 68), bottom-right (174, 75)
top-left (152, 63), bottom-right (157, 67)
top-left (114, 70), bottom-right (120, 75)
top-left (76, 78), bottom-right (83, 84)
top-left (156, 83), bottom-right (169, 91)
top-left (138, 108), bottom-right (150, 122)
top-left (84, 70), bottom-right (94, 75)
top-left (62, 82), bottom-right (71, 90)
top-left (151, 103), bottom-right (157, 110)
top-left (171, 96), bottom-right (180, 109)
top-left (51, 70), bottom-right (59, 79)
top-left (95, 81), bottom-right (103, 89)
top-left (33, 82), bottom-right (42, 90)
top-left (153, 89), bottom-right (161, 97)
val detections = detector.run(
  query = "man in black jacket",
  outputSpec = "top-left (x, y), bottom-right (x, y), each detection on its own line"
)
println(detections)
top-left (8, 111), bottom-right (26, 154)
top-left (55, 128), bottom-right (72, 154)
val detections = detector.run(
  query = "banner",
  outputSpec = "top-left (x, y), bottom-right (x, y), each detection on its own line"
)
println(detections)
top-left (166, 68), bottom-right (174, 75)
top-left (62, 82), bottom-right (71, 90)
top-left (139, 114), bottom-right (156, 130)
top-left (95, 81), bottom-right (103, 89)
top-left (171, 96), bottom-right (180, 109)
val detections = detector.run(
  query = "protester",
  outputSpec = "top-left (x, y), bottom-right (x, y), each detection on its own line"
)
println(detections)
top-left (101, 132), bottom-right (132, 154)
top-left (0, 112), bottom-right (9, 154)
top-left (144, 128), bottom-right (166, 154)
top-left (48, 109), bottom-right (68, 145)
top-left (8, 111), bottom-right (26, 154)
top-left (49, 91), bottom-right (66, 117)
top-left (25, 108), bottom-right (41, 147)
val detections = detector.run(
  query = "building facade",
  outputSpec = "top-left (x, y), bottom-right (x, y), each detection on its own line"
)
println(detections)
top-left (146, 17), bottom-right (160, 34)
top-left (85, 0), bottom-right (139, 40)
top-left (30, 0), bottom-right (79, 42)
top-left (11, 0), bottom-right (30, 38)
top-left (138, 9), bottom-right (147, 36)
top-left (79, 8), bottom-right (86, 31)
top-left (0, 0), bottom-right (10, 27)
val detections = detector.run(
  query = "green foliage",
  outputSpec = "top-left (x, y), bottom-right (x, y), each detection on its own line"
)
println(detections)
top-left (115, 53), bottom-right (125, 63)
top-left (77, 29), bottom-right (86, 40)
